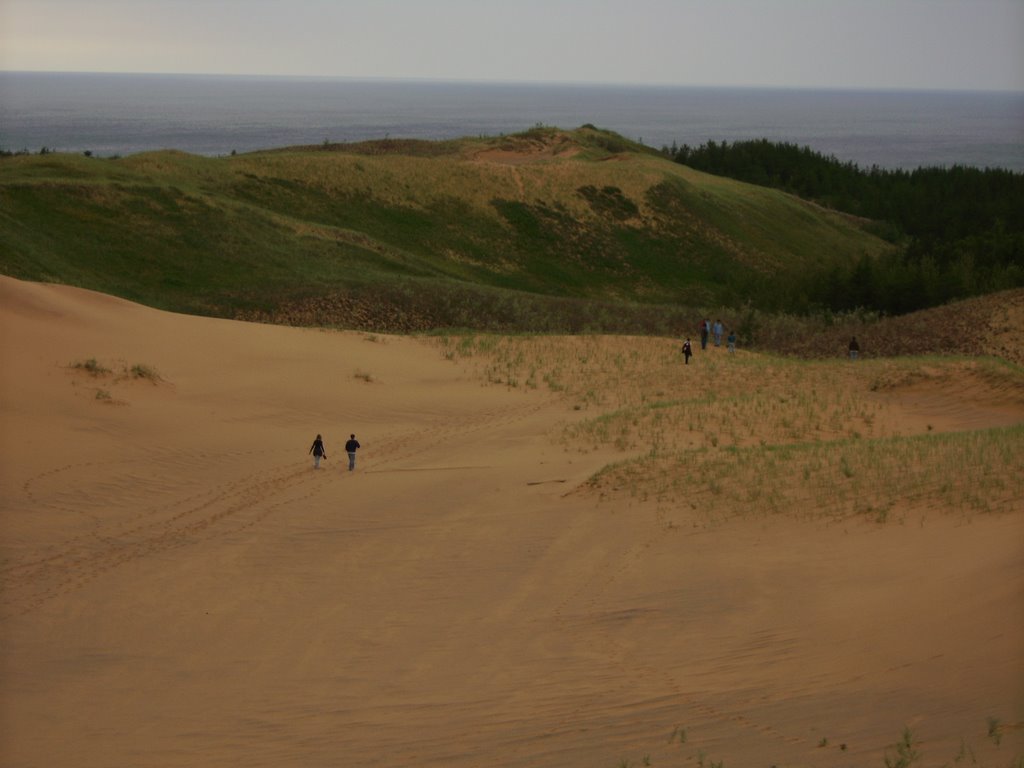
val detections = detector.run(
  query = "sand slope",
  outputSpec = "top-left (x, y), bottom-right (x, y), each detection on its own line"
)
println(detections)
top-left (1, 276), bottom-right (1021, 768)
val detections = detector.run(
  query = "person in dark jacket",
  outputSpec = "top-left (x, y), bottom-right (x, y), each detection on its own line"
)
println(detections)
top-left (345, 434), bottom-right (361, 471)
top-left (682, 338), bottom-right (693, 365)
top-left (310, 434), bottom-right (327, 469)
top-left (848, 336), bottom-right (860, 360)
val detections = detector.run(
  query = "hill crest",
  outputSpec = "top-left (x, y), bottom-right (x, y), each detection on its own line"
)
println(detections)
top-left (0, 126), bottom-right (900, 339)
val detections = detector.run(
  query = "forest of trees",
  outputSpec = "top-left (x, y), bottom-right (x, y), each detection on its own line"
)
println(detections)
top-left (668, 139), bottom-right (1024, 315)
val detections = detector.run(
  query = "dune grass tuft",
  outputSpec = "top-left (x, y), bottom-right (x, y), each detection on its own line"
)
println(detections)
top-left (129, 363), bottom-right (161, 382)
top-left (71, 358), bottom-right (111, 376)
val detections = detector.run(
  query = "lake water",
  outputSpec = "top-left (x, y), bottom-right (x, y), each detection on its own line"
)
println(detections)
top-left (1, 72), bottom-right (1022, 171)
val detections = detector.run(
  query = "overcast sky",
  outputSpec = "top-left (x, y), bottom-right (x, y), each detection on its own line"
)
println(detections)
top-left (1, 0), bottom-right (1022, 91)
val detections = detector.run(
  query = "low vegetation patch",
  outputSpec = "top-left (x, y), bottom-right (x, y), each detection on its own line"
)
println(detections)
top-left (68, 359), bottom-right (165, 392)
top-left (437, 334), bottom-right (1024, 525)
top-left (71, 357), bottom-right (111, 376)
top-left (129, 363), bottom-right (161, 382)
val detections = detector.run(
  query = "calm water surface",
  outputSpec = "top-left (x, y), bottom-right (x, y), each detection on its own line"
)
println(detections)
top-left (1, 72), bottom-right (1022, 170)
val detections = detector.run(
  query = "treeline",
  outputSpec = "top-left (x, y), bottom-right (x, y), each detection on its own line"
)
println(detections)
top-left (2, 147), bottom-right (55, 157)
top-left (668, 139), bottom-right (1024, 314)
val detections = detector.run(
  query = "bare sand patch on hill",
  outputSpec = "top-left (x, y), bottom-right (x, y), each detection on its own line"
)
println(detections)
top-left (1, 276), bottom-right (1021, 768)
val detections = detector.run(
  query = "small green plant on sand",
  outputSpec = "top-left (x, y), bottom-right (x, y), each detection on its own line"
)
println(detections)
top-left (885, 727), bottom-right (919, 768)
top-left (129, 363), bottom-right (160, 381)
top-left (72, 358), bottom-right (110, 376)
top-left (986, 716), bottom-right (1002, 746)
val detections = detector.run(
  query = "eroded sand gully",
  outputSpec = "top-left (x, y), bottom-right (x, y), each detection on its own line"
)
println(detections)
top-left (1, 275), bottom-right (1022, 768)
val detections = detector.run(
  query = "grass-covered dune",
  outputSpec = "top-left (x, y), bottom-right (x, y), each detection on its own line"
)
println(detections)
top-left (0, 126), bottom-right (890, 333)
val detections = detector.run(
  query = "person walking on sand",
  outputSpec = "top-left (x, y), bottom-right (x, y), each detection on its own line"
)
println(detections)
top-left (713, 319), bottom-right (724, 347)
top-left (345, 434), bottom-right (361, 471)
top-left (682, 338), bottom-right (693, 365)
top-left (848, 336), bottom-right (860, 361)
top-left (310, 434), bottom-right (327, 469)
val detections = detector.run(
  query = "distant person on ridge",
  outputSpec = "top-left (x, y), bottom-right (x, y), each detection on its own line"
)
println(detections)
top-left (713, 319), bottom-right (724, 347)
top-left (310, 434), bottom-right (327, 469)
top-left (727, 330), bottom-right (736, 354)
top-left (848, 336), bottom-right (860, 360)
top-left (345, 434), bottom-right (361, 471)
top-left (682, 338), bottom-right (693, 365)
top-left (700, 318), bottom-right (710, 350)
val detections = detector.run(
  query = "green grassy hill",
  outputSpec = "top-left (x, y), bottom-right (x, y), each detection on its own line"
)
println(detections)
top-left (0, 126), bottom-right (891, 333)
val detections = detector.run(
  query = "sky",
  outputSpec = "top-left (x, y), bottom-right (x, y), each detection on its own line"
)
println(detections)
top-left (1, 0), bottom-right (1022, 91)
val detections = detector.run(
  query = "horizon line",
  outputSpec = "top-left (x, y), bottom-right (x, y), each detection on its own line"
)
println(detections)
top-left (3, 68), bottom-right (1022, 96)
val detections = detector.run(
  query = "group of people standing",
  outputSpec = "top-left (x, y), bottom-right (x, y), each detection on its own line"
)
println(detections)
top-left (309, 433), bottom-right (361, 471)
top-left (682, 318), bottom-right (736, 364)
top-left (681, 318), bottom-right (864, 364)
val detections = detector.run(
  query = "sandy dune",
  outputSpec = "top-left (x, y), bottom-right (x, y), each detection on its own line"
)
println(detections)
top-left (1, 275), bottom-right (1021, 768)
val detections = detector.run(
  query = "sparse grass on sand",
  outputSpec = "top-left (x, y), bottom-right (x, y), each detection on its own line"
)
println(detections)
top-left (435, 334), bottom-right (1024, 527)
top-left (128, 363), bottom-right (161, 382)
top-left (70, 357), bottom-right (111, 376)
top-left (69, 358), bottom-right (164, 386)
